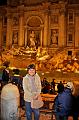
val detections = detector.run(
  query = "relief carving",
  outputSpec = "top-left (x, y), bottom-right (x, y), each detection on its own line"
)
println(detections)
top-left (51, 29), bottom-right (58, 46)
top-left (13, 17), bottom-right (19, 26)
top-left (13, 32), bottom-right (18, 44)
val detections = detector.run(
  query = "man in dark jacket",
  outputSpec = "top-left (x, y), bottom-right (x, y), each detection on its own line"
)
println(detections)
top-left (54, 82), bottom-right (74, 120)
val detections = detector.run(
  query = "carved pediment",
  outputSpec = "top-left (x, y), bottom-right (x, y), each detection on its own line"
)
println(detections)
top-left (27, 17), bottom-right (41, 27)
top-left (3, 0), bottom-right (79, 7)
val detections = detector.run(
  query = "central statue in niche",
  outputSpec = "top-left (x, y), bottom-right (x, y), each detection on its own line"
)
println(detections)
top-left (29, 31), bottom-right (36, 48)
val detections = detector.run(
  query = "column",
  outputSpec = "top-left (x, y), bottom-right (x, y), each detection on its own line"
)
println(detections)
top-left (40, 24), bottom-right (44, 47)
top-left (6, 14), bottom-right (12, 48)
top-left (43, 12), bottom-right (49, 47)
top-left (18, 14), bottom-right (24, 46)
top-left (59, 9), bottom-right (66, 47)
top-left (40, 29), bottom-right (43, 46)
top-left (24, 27), bottom-right (27, 47)
top-left (75, 13), bottom-right (79, 48)
top-left (0, 16), bottom-right (2, 51)
top-left (48, 14), bottom-right (51, 46)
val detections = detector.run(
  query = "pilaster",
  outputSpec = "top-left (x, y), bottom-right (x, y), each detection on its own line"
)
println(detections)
top-left (75, 13), bottom-right (79, 48)
top-left (40, 24), bottom-right (44, 47)
top-left (0, 16), bottom-right (2, 51)
top-left (24, 27), bottom-right (27, 47)
top-left (59, 8), bottom-right (66, 47)
top-left (44, 11), bottom-right (49, 47)
top-left (18, 12), bottom-right (24, 46)
top-left (6, 14), bottom-right (12, 48)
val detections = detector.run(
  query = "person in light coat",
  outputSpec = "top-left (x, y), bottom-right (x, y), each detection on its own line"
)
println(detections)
top-left (23, 64), bottom-right (41, 120)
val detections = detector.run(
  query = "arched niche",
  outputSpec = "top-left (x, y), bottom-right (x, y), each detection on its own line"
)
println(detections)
top-left (25, 16), bottom-right (44, 48)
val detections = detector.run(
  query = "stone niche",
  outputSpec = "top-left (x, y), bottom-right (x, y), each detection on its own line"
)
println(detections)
top-left (26, 16), bottom-right (42, 48)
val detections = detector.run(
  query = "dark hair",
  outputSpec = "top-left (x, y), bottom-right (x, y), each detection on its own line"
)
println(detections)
top-left (3, 61), bottom-right (10, 68)
top-left (27, 64), bottom-right (35, 70)
top-left (57, 83), bottom-right (64, 93)
top-left (13, 69), bottom-right (20, 74)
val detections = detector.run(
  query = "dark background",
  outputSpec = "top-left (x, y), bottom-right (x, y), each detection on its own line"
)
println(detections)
top-left (0, 0), bottom-right (79, 6)
top-left (0, 0), bottom-right (7, 6)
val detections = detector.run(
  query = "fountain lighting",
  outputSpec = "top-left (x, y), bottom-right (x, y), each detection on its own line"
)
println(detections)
top-left (74, 58), bottom-right (77, 61)
top-left (41, 72), bottom-right (44, 75)
top-left (56, 69), bottom-right (61, 72)
top-left (9, 67), bottom-right (17, 70)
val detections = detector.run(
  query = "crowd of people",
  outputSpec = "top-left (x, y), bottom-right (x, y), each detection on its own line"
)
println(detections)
top-left (41, 77), bottom-right (79, 120)
top-left (41, 78), bottom-right (56, 94)
top-left (0, 63), bottom-right (79, 120)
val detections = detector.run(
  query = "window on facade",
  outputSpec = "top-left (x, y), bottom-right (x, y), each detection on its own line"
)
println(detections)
top-left (68, 34), bottom-right (73, 43)
top-left (68, 12), bottom-right (74, 23)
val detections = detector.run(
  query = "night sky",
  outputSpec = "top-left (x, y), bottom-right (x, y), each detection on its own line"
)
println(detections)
top-left (0, 0), bottom-right (79, 6)
top-left (0, 0), bottom-right (7, 6)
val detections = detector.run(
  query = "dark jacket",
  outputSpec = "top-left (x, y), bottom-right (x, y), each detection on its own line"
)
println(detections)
top-left (54, 88), bottom-right (73, 116)
top-left (72, 95), bottom-right (79, 117)
top-left (2, 69), bottom-right (9, 82)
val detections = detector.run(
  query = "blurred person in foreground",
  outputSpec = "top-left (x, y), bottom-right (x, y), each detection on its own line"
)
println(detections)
top-left (23, 64), bottom-right (41, 120)
top-left (54, 81), bottom-right (74, 120)
top-left (72, 81), bottom-right (79, 120)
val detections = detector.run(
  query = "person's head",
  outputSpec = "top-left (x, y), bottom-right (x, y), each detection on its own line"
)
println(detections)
top-left (27, 64), bottom-right (36, 76)
top-left (60, 81), bottom-right (62, 83)
top-left (43, 77), bottom-right (47, 81)
top-left (3, 61), bottom-right (10, 68)
top-left (13, 69), bottom-right (20, 75)
top-left (52, 79), bottom-right (55, 82)
top-left (66, 81), bottom-right (74, 92)
top-left (57, 83), bottom-right (64, 93)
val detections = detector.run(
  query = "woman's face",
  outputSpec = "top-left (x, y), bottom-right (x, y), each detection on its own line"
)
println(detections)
top-left (28, 69), bottom-right (35, 76)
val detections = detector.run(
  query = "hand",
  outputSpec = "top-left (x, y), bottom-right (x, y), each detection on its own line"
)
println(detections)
top-left (33, 95), bottom-right (39, 100)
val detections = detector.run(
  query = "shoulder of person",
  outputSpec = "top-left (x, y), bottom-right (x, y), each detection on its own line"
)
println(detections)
top-left (35, 73), bottom-right (40, 78)
top-left (23, 74), bottom-right (29, 80)
top-left (54, 95), bottom-right (58, 103)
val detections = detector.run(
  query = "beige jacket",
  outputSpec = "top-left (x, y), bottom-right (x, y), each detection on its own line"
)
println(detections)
top-left (23, 73), bottom-right (41, 102)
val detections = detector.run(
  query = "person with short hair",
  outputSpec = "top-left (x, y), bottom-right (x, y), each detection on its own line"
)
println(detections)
top-left (54, 81), bottom-right (74, 120)
top-left (2, 63), bottom-right (10, 85)
top-left (23, 64), bottom-right (41, 120)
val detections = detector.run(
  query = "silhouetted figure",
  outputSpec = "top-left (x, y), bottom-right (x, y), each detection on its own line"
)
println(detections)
top-left (2, 62), bottom-right (10, 85)
top-left (71, 82), bottom-right (79, 120)
top-left (11, 69), bottom-right (22, 89)
top-left (72, 95), bottom-right (79, 120)
top-left (51, 79), bottom-right (55, 91)
top-left (57, 81), bottom-right (64, 93)
top-left (49, 85), bottom-right (55, 94)
top-left (42, 83), bottom-right (50, 94)
top-left (42, 77), bottom-right (49, 87)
